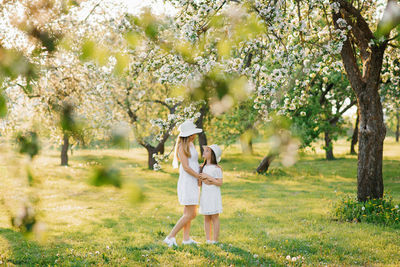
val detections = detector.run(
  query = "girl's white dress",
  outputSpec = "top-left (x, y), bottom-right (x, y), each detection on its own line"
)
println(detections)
top-left (177, 143), bottom-right (200, 205)
top-left (199, 165), bottom-right (223, 215)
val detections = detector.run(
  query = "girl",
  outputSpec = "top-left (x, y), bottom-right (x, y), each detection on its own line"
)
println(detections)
top-left (163, 120), bottom-right (202, 247)
top-left (199, 144), bottom-right (223, 244)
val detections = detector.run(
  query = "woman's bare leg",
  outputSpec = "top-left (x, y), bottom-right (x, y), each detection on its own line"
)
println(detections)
top-left (168, 205), bottom-right (196, 239)
top-left (204, 215), bottom-right (212, 241)
top-left (183, 220), bottom-right (191, 241)
top-left (211, 214), bottom-right (220, 241)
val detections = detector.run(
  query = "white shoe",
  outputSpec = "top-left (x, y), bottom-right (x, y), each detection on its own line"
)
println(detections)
top-left (206, 240), bottom-right (217, 244)
top-left (163, 237), bottom-right (177, 247)
top-left (182, 238), bottom-right (198, 245)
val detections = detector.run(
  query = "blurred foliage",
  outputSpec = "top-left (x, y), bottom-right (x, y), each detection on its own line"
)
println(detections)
top-left (16, 131), bottom-right (40, 159)
top-left (376, 1), bottom-right (400, 38)
top-left (11, 205), bottom-right (37, 234)
top-left (90, 164), bottom-right (123, 188)
top-left (0, 92), bottom-right (6, 117)
top-left (0, 48), bottom-right (37, 83)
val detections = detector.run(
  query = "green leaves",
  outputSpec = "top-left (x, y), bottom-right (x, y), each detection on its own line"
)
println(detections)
top-left (30, 28), bottom-right (60, 53)
top-left (0, 93), bottom-right (6, 117)
top-left (376, 0), bottom-right (400, 38)
top-left (132, 9), bottom-right (160, 40)
top-left (90, 165), bottom-right (122, 188)
top-left (16, 131), bottom-right (40, 159)
top-left (60, 103), bottom-right (77, 132)
top-left (0, 48), bottom-right (37, 82)
top-left (80, 39), bottom-right (110, 66)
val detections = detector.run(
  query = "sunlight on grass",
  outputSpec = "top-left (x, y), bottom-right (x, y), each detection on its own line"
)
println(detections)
top-left (0, 138), bottom-right (399, 265)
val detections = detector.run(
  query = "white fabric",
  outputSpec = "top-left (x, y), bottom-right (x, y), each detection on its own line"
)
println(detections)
top-left (208, 144), bottom-right (222, 162)
top-left (177, 143), bottom-right (200, 205)
top-left (199, 165), bottom-right (223, 215)
top-left (172, 136), bottom-right (179, 169)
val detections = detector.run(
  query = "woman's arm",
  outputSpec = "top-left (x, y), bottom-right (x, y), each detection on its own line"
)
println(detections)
top-left (201, 173), bottom-right (223, 186)
top-left (209, 177), bottom-right (223, 186)
top-left (178, 146), bottom-right (201, 180)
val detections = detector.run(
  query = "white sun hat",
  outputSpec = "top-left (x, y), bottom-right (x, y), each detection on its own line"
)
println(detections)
top-left (207, 144), bottom-right (222, 163)
top-left (178, 120), bottom-right (203, 137)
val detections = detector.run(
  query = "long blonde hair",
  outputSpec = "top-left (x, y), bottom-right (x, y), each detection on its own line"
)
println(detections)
top-left (172, 136), bottom-right (192, 168)
top-left (177, 136), bottom-right (191, 159)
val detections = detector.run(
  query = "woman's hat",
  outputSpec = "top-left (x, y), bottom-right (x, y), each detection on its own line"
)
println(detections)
top-left (178, 120), bottom-right (203, 137)
top-left (205, 144), bottom-right (222, 163)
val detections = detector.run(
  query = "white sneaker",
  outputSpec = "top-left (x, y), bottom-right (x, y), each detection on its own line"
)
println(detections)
top-left (163, 237), bottom-right (177, 247)
top-left (206, 240), bottom-right (217, 244)
top-left (182, 238), bottom-right (198, 245)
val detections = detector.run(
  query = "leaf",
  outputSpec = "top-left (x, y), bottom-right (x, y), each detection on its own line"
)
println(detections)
top-left (80, 39), bottom-right (96, 61)
top-left (114, 53), bottom-right (129, 75)
top-left (0, 94), bottom-right (6, 117)
top-left (16, 131), bottom-right (40, 159)
top-left (376, 0), bottom-right (400, 37)
top-left (128, 183), bottom-right (145, 204)
top-left (125, 31), bottom-right (141, 49)
top-left (30, 28), bottom-right (60, 53)
top-left (90, 165), bottom-right (122, 188)
top-left (60, 103), bottom-right (76, 132)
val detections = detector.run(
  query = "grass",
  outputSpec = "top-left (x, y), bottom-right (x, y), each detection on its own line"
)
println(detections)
top-left (0, 138), bottom-right (399, 266)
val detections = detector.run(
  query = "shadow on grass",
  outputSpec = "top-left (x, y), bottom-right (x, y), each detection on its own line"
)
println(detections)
top-left (0, 228), bottom-right (67, 265)
top-left (123, 242), bottom-right (281, 266)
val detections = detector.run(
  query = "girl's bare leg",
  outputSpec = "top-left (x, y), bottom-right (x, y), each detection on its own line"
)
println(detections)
top-left (211, 214), bottom-right (220, 241)
top-left (168, 205), bottom-right (197, 239)
top-left (204, 215), bottom-right (212, 241)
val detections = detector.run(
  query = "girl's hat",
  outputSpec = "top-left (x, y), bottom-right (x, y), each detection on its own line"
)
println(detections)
top-left (207, 144), bottom-right (222, 163)
top-left (178, 120), bottom-right (202, 137)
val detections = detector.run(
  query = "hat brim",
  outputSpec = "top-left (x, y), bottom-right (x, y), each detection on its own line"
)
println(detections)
top-left (202, 145), bottom-right (222, 162)
top-left (179, 128), bottom-right (203, 137)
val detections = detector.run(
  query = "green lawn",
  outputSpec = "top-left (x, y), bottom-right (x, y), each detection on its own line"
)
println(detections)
top-left (0, 138), bottom-right (399, 266)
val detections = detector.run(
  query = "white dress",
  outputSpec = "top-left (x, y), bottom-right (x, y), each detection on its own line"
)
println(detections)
top-left (177, 143), bottom-right (200, 205)
top-left (199, 165), bottom-right (223, 215)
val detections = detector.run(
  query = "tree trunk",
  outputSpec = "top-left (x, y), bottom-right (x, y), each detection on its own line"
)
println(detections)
top-left (256, 153), bottom-right (276, 173)
top-left (159, 143), bottom-right (165, 155)
top-left (144, 142), bottom-right (166, 169)
top-left (396, 111), bottom-right (399, 142)
top-left (357, 89), bottom-right (385, 201)
top-left (324, 130), bottom-right (335, 160)
top-left (240, 133), bottom-right (253, 154)
top-left (61, 133), bottom-right (69, 166)
top-left (195, 104), bottom-right (208, 154)
top-left (332, 2), bottom-right (388, 201)
top-left (146, 146), bottom-right (158, 170)
top-left (350, 112), bottom-right (359, 155)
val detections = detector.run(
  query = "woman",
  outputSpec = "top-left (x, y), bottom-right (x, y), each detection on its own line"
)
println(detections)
top-left (163, 120), bottom-right (202, 247)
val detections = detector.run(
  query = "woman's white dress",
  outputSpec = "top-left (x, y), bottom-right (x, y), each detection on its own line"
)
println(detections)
top-left (177, 143), bottom-right (200, 205)
top-left (199, 165), bottom-right (223, 215)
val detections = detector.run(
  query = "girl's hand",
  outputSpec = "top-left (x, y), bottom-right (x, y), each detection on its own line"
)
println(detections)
top-left (206, 177), bottom-right (216, 185)
top-left (198, 179), bottom-right (202, 186)
top-left (203, 179), bottom-right (212, 185)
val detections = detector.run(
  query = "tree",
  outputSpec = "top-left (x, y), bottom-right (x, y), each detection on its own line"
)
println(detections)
top-left (288, 71), bottom-right (356, 160)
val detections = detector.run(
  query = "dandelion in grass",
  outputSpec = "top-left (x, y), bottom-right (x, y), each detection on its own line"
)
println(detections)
top-left (286, 255), bottom-right (291, 260)
top-left (253, 254), bottom-right (258, 258)
top-left (396, 205), bottom-right (399, 209)
top-left (362, 206), bottom-right (365, 211)
top-left (292, 257), bottom-right (297, 261)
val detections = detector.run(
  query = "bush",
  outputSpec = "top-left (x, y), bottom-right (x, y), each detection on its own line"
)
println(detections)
top-left (333, 193), bottom-right (400, 226)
